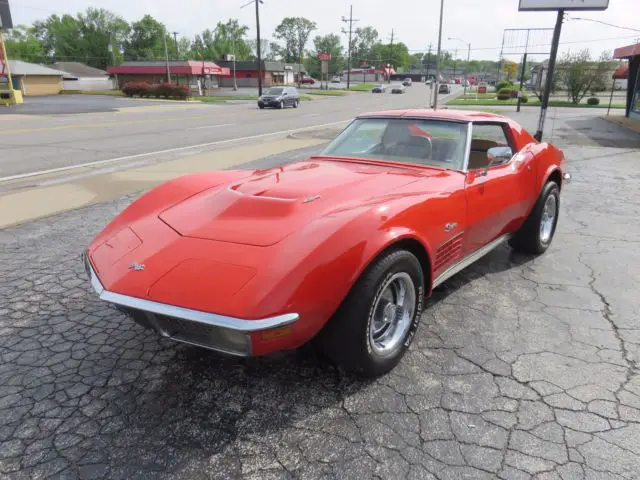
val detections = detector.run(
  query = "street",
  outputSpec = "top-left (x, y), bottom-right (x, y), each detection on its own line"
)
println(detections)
top-left (0, 84), bottom-right (453, 181)
top-left (1, 90), bottom-right (640, 479)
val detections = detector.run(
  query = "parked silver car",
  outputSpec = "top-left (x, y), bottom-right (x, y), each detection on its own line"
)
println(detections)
top-left (390, 84), bottom-right (406, 94)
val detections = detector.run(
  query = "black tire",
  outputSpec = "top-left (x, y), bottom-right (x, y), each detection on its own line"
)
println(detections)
top-left (258, 105), bottom-right (264, 109)
top-left (509, 181), bottom-right (560, 254)
top-left (318, 249), bottom-right (425, 377)
top-left (279, 100), bottom-right (285, 109)
top-left (293, 99), bottom-right (299, 108)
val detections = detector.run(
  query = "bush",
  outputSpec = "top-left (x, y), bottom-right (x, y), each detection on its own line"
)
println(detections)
top-left (497, 88), bottom-right (512, 100)
top-left (587, 96), bottom-right (600, 106)
top-left (495, 81), bottom-right (514, 92)
top-left (122, 81), bottom-right (151, 97)
top-left (519, 95), bottom-right (528, 103)
top-left (121, 81), bottom-right (189, 100)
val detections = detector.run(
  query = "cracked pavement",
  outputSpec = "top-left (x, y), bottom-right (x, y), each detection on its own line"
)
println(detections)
top-left (1, 117), bottom-right (639, 479)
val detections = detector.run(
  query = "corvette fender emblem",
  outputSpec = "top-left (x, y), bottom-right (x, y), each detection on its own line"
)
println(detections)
top-left (129, 262), bottom-right (145, 271)
top-left (444, 223), bottom-right (457, 232)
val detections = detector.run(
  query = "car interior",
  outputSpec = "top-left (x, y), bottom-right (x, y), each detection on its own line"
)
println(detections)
top-left (468, 138), bottom-right (506, 170)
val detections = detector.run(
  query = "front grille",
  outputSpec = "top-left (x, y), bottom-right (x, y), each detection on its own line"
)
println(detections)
top-left (121, 307), bottom-right (250, 356)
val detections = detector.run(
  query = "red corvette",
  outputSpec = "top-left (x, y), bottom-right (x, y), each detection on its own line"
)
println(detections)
top-left (84, 109), bottom-right (570, 377)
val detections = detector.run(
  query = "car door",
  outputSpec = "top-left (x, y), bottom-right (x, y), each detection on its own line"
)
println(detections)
top-left (463, 122), bottom-right (535, 255)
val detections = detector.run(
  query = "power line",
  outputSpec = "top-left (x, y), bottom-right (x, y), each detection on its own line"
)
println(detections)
top-left (568, 17), bottom-right (640, 33)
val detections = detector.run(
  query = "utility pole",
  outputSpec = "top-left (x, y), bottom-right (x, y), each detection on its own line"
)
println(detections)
top-left (172, 32), bottom-right (179, 56)
top-left (433, 0), bottom-right (444, 109)
top-left (464, 42), bottom-right (471, 96)
top-left (341, 5), bottom-right (359, 89)
top-left (162, 31), bottom-right (172, 83)
top-left (425, 42), bottom-right (433, 81)
top-left (242, 0), bottom-right (264, 95)
top-left (388, 28), bottom-right (394, 83)
top-left (255, 0), bottom-right (263, 96)
top-left (534, 10), bottom-right (564, 142)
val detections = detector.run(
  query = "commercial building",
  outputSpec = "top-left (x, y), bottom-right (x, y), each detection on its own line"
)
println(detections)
top-left (4, 60), bottom-right (66, 96)
top-left (106, 60), bottom-right (230, 91)
top-left (613, 42), bottom-right (640, 122)
top-left (215, 60), bottom-right (307, 88)
top-left (50, 62), bottom-right (115, 91)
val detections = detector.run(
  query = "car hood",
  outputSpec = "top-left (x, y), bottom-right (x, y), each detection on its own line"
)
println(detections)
top-left (158, 159), bottom-right (423, 247)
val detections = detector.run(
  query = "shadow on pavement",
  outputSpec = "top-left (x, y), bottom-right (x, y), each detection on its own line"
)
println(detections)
top-left (559, 116), bottom-right (640, 149)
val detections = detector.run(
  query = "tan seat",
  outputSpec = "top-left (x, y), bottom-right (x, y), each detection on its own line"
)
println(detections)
top-left (468, 139), bottom-right (501, 170)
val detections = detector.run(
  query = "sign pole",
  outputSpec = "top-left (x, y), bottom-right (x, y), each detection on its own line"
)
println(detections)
top-left (534, 9), bottom-right (564, 142)
top-left (432, 0), bottom-right (445, 109)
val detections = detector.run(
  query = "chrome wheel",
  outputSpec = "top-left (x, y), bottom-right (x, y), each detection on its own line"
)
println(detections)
top-left (540, 194), bottom-right (557, 244)
top-left (369, 273), bottom-right (416, 356)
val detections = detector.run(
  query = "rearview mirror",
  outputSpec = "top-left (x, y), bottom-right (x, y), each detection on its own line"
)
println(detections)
top-left (487, 146), bottom-right (513, 166)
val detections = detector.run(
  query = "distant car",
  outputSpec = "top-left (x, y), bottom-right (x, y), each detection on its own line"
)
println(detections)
top-left (391, 84), bottom-right (406, 94)
top-left (371, 84), bottom-right (386, 93)
top-left (402, 78), bottom-right (412, 86)
top-left (258, 86), bottom-right (300, 109)
top-left (425, 79), bottom-right (433, 86)
top-left (300, 77), bottom-right (316, 85)
top-left (331, 76), bottom-right (341, 83)
top-left (438, 83), bottom-right (451, 94)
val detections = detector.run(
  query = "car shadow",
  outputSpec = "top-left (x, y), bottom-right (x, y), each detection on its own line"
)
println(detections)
top-left (558, 117), bottom-right (640, 149)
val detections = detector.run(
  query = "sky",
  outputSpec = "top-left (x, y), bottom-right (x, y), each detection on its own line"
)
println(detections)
top-left (6, 0), bottom-right (640, 61)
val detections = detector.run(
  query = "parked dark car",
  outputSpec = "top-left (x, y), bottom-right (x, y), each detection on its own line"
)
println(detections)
top-left (258, 87), bottom-right (300, 109)
top-left (371, 84), bottom-right (386, 93)
top-left (438, 83), bottom-right (451, 94)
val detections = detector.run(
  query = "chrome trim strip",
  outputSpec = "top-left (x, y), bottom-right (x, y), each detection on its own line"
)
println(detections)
top-left (432, 234), bottom-right (511, 288)
top-left (461, 121), bottom-right (473, 172)
top-left (84, 254), bottom-right (299, 333)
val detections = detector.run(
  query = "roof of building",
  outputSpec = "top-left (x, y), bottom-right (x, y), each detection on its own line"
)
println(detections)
top-left (107, 60), bottom-right (229, 76)
top-left (7, 60), bottom-right (68, 77)
top-left (614, 42), bottom-right (640, 59)
top-left (49, 62), bottom-right (109, 78)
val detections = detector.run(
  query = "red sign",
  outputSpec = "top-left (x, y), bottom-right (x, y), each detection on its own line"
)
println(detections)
top-left (317, 53), bottom-right (332, 61)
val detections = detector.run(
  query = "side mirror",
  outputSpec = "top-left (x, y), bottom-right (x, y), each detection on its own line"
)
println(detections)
top-left (487, 146), bottom-right (513, 166)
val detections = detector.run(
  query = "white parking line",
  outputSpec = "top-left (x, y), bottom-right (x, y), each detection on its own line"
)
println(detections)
top-left (189, 123), bottom-right (237, 130)
top-left (0, 119), bottom-right (352, 183)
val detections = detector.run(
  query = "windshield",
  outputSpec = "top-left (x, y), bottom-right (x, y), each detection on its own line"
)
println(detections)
top-left (264, 88), bottom-right (284, 95)
top-left (320, 118), bottom-right (469, 170)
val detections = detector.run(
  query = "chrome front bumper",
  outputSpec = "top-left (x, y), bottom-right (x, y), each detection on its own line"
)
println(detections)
top-left (82, 251), bottom-right (299, 356)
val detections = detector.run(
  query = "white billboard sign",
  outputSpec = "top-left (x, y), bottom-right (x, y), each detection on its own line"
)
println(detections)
top-left (519, 0), bottom-right (609, 10)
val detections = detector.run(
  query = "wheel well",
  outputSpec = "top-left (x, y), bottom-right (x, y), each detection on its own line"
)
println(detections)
top-left (547, 169), bottom-right (562, 191)
top-left (381, 238), bottom-right (432, 294)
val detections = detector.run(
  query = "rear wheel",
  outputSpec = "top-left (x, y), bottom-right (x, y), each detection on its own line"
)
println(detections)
top-left (319, 249), bottom-right (425, 377)
top-left (509, 181), bottom-right (560, 254)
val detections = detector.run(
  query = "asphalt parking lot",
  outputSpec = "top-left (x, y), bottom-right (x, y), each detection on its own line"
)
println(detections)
top-left (1, 108), bottom-right (639, 479)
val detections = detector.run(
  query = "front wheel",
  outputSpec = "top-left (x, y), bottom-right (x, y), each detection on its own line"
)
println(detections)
top-left (318, 249), bottom-right (425, 377)
top-left (509, 181), bottom-right (560, 254)
top-left (279, 100), bottom-right (285, 109)
top-left (293, 99), bottom-right (299, 108)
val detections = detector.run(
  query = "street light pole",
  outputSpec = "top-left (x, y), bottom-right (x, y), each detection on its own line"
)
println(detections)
top-left (432, 0), bottom-right (445, 109)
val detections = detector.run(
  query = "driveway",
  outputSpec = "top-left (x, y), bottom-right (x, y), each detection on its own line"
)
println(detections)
top-left (0, 95), bottom-right (176, 115)
top-left (0, 110), bottom-right (639, 479)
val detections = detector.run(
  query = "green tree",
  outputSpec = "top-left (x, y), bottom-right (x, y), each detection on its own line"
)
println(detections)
top-left (76, 8), bottom-right (129, 68)
top-left (370, 41), bottom-right (410, 70)
top-left (273, 17), bottom-right (317, 64)
top-left (557, 49), bottom-right (612, 103)
top-left (32, 14), bottom-right (83, 61)
top-left (350, 26), bottom-right (379, 64)
top-left (3, 25), bottom-right (46, 63)
top-left (306, 33), bottom-right (344, 78)
top-left (123, 14), bottom-right (167, 60)
top-left (192, 29), bottom-right (217, 60)
top-left (211, 19), bottom-right (252, 60)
